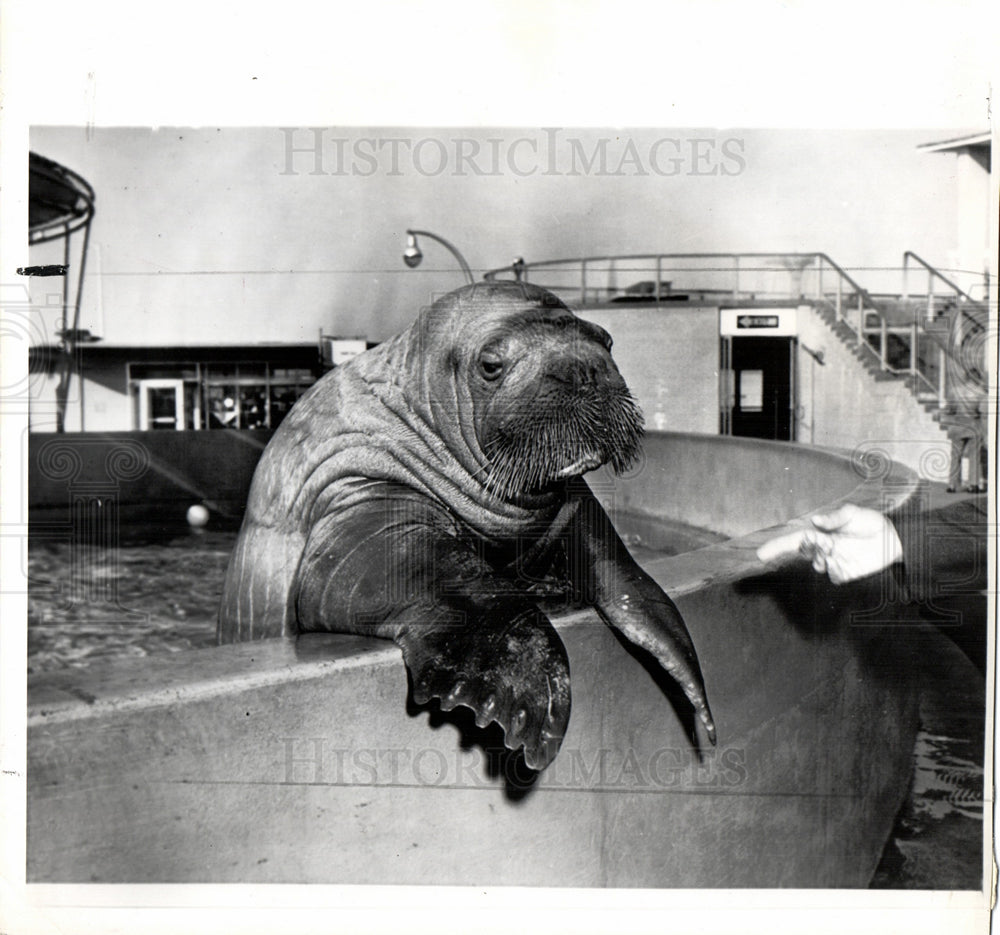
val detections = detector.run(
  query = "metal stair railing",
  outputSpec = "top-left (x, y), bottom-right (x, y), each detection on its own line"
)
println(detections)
top-left (811, 253), bottom-right (941, 400)
top-left (484, 251), bottom-right (943, 397)
top-left (901, 252), bottom-right (989, 401)
top-left (903, 250), bottom-right (984, 321)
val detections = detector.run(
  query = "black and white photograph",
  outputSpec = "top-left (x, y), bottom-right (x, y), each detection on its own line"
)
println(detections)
top-left (1, 4), bottom-right (996, 935)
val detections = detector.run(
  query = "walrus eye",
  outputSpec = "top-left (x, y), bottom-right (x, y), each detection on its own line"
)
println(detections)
top-left (478, 351), bottom-right (504, 380)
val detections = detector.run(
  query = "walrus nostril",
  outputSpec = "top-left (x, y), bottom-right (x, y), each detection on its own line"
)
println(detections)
top-left (545, 357), bottom-right (604, 387)
top-left (578, 361), bottom-right (610, 387)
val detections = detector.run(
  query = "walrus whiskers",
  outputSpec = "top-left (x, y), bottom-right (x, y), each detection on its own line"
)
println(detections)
top-left (483, 386), bottom-right (644, 500)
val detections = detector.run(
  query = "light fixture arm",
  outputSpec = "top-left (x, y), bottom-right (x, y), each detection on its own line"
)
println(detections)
top-left (405, 228), bottom-right (475, 285)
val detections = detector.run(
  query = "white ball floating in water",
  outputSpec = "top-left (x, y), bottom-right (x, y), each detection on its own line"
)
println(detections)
top-left (186, 504), bottom-right (210, 527)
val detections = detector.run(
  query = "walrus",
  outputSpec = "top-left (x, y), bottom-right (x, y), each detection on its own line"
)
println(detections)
top-left (219, 281), bottom-right (715, 770)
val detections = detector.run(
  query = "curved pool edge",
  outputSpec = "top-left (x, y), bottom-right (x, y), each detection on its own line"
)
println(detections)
top-left (610, 432), bottom-right (921, 598)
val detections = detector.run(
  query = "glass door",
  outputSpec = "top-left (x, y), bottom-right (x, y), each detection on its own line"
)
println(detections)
top-left (138, 379), bottom-right (185, 430)
top-left (729, 337), bottom-right (793, 441)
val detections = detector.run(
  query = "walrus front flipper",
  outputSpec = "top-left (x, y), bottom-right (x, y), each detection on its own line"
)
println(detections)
top-left (568, 480), bottom-right (717, 747)
top-left (294, 487), bottom-right (571, 771)
top-left (396, 608), bottom-right (571, 771)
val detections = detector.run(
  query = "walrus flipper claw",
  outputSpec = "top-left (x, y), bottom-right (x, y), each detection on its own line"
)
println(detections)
top-left (604, 590), bottom-right (717, 748)
top-left (397, 609), bottom-right (571, 771)
top-left (569, 481), bottom-right (717, 748)
top-left (294, 491), bottom-right (572, 770)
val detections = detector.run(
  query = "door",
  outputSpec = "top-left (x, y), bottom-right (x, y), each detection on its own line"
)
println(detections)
top-left (729, 337), bottom-right (793, 440)
top-left (138, 379), bottom-right (185, 430)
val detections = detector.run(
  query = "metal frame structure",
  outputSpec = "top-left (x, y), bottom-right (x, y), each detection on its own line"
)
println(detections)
top-left (28, 152), bottom-right (97, 431)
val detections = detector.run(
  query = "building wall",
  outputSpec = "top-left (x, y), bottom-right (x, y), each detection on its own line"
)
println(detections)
top-left (29, 357), bottom-right (133, 433)
top-left (954, 149), bottom-right (991, 296)
top-left (28, 368), bottom-right (129, 433)
top-left (82, 363), bottom-right (131, 432)
top-left (577, 304), bottom-right (720, 435)
top-left (29, 300), bottom-right (954, 482)
top-left (27, 374), bottom-right (62, 433)
top-left (580, 301), bottom-right (951, 481)
top-left (29, 348), bottom-right (324, 433)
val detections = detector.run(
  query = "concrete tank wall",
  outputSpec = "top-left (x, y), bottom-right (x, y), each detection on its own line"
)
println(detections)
top-left (591, 431), bottom-right (873, 540)
top-left (28, 574), bottom-right (924, 887)
top-left (26, 435), bottom-right (927, 887)
top-left (27, 428), bottom-right (871, 540)
top-left (28, 430), bottom-right (273, 529)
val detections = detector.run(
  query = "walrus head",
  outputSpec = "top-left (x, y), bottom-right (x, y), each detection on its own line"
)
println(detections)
top-left (405, 281), bottom-right (644, 502)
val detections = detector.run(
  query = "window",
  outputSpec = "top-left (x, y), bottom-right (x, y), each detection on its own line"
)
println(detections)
top-left (127, 361), bottom-right (318, 430)
top-left (738, 369), bottom-right (764, 413)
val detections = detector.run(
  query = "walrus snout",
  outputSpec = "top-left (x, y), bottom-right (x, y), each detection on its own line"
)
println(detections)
top-left (543, 352), bottom-right (617, 390)
top-left (453, 300), bottom-right (645, 499)
top-left (481, 360), bottom-right (644, 497)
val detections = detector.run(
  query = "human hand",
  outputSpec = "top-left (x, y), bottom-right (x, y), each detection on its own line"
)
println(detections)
top-left (756, 503), bottom-right (903, 584)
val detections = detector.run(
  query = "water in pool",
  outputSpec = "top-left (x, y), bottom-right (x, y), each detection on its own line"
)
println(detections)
top-left (25, 519), bottom-right (722, 674)
top-left (27, 528), bottom-right (234, 674)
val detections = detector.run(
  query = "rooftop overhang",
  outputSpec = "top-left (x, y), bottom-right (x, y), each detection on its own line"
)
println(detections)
top-left (918, 132), bottom-right (991, 171)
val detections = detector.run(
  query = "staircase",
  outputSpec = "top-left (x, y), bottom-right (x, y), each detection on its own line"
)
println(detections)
top-left (760, 252), bottom-right (988, 480)
top-left (803, 253), bottom-right (989, 421)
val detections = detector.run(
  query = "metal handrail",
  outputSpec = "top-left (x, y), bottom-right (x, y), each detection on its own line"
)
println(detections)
top-left (483, 250), bottom-right (984, 404)
top-left (902, 250), bottom-right (988, 342)
top-left (811, 252), bottom-right (885, 314)
top-left (901, 251), bottom-right (989, 398)
top-left (486, 248), bottom-right (887, 349)
top-left (485, 250), bottom-right (885, 308)
top-left (486, 251), bottom-right (827, 296)
top-left (903, 250), bottom-right (981, 305)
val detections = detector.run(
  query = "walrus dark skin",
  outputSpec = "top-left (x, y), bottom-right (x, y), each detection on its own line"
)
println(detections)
top-left (219, 281), bottom-right (715, 770)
